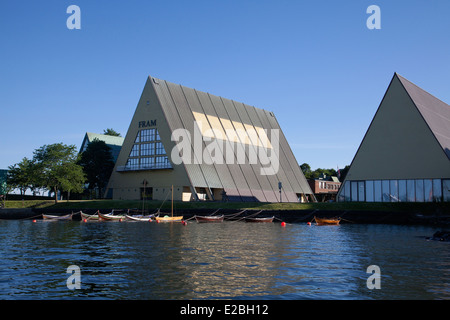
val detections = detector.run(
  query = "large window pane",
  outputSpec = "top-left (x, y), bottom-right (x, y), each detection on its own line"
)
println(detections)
top-left (407, 180), bottom-right (415, 202)
top-left (432, 179), bottom-right (442, 202)
top-left (358, 181), bottom-right (365, 202)
top-left (399, 180), bottom-right (407, 202)
top-left (389, 180), bottom-right (398, 202)
top-left (443, 180), bottom-right (450, 202)
top-left (351, 181), bottom-right (358, 202)
top-left (416, 179), bottom-right (424, 202)
top-left (424, 179), bottom-right (433, 202)
top-left (374, 180), bottom-right (382, 202)
top-left (366, 181), bottom-right (374, 202)
top-left (344, 181), bottom-right (351, 202)
top-left (382, 180), bottom-right (390, 202)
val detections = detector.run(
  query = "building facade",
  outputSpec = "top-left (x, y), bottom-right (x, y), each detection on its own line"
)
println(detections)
top-left (105, 76), bottom-right (315, 202)
top-left (308, 176), bottom-right (341, 202)
top-left (338, 73), bottom-right (450, 202)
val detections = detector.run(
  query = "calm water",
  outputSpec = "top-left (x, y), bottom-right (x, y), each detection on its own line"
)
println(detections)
top-left (0, 219), bottom-right (449, 300)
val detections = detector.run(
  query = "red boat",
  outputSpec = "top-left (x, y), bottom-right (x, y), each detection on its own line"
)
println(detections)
top-left (244, 216), bottom-right (274, 223)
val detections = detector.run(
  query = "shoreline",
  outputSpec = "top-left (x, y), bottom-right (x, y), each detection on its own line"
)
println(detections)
top-left (1, 207), bottom-right (449, 226)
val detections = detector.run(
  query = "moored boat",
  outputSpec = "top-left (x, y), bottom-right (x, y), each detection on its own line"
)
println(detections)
top-left (156, 215), bottom-right (184, 222)
top-left (195, 215), bottom-right (224, 223)
top-left (314, 216), bottom-right (340, 226)
top-left (42, 213), bottom-right (73, 220)
top-left (81, 211), bottom-right (99, 220)
top-left (244, 216), bottom-right (274, 223)
top-left (155, 185), bottom-right (183, 223)
top-left (125, 214), bottom-right (154, 222)
top-left (98, 211), bottom-right (126, 221)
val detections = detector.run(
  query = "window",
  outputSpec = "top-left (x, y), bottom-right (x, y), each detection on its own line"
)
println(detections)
top-left (141, 143), bottom-right (155, 156)
top-left (351, 181), bottom-right (358, 202)
top-left (399, 180), bottom-right (407, 202)
top-left (129, 145), bottom-right (139, 157)
top-left (155, 142), bottom-right (166, 155)
top-left (424, 179), bottom-right (433, 202)
top-left (443, 179), bottom-right (450, 202)
top-left (358, 181), bottom-right (365, 202)
top-left (415, 179), bottom-right (424, 202)
top-left (433, 179), bottom-right (442, 202)
top-left (141, 128), bottom-right (156, 142)
top-left (366, 181), bottom-right (374, 202)
top-left (374, 180), bottom-right (382, 202)
top-left (390, 180), bottom-right (398, 202)
top-left (407, 180), bottom-right (415, 202)
top-left (382, 180), bottom-right (390, 202)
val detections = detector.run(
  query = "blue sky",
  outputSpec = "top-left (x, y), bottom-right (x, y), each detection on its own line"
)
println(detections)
top-left (1, 0), bottom-right (449, 171)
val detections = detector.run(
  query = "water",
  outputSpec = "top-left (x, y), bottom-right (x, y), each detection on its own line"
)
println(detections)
top-left (0, 219), bottom-right (449, 300)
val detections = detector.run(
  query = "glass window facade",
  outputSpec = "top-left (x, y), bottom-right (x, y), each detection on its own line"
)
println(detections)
top-left (339, 179), bottom-right (447, 203)
top-left (121, 128), bottom-right (172, 171)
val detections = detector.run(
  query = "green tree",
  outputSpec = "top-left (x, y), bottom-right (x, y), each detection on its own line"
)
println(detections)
top-left (103, 128), bottom-right (121, 137)
top-left (300, 163), bottom-right (313, 179)
top-left (33, 143), bottom-right (85, 203)
top-left (78, 138), bottom-right (115, 198)
top-left (7, 157), bottom-right (37, 196)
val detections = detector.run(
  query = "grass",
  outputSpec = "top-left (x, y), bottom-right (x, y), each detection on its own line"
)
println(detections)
top-left (2, 199), bottom-right (449, 214)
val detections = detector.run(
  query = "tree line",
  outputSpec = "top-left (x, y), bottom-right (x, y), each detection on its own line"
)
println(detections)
top-left (6, 129), bottom-right (120, 203)
top-left (300, 163), bottom-right (349, 181)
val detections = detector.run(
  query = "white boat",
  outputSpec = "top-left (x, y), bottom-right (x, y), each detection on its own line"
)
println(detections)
top-left (42, 213), bottom-right (73, 220)
top-left (98, 211), bottom-right (126, 221)
top-left (81, 211), bottom-right (100, 220)
top-left (125, 214), bottom-right (154, 222)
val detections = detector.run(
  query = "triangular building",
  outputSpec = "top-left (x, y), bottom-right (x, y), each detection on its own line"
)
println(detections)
top-left (338, 73), bottom-right (450, 202)
top-left (105, 76), bottom-right (315, 202)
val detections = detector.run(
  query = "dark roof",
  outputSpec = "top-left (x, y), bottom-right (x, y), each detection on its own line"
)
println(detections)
top-left (397, 73), bottom-right (450, 160)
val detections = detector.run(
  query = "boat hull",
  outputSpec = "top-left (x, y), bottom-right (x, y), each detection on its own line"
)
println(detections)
top-left (42, 213), bottom-right (73, 220)
top-left (195, 215), bottom-right (224, 223)
top-left (98, 212), bottom-right (126, 221)
top-left (81, 212), bottom-right (99, 220)
top-left (155, 216), bottom-right (184, 222)
top-left (314, 217), bottom-right (340, 226)
top-left (245, 216), bottom-right (274, 223)
top-left (125, 215), bottom-right (153, 222)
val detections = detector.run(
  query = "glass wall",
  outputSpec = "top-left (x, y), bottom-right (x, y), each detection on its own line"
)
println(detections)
top-left (339, 179), bottom-right (447, 202)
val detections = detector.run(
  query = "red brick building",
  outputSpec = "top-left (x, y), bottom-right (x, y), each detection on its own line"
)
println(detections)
top-left (308, 176), bottom-right (341, 202)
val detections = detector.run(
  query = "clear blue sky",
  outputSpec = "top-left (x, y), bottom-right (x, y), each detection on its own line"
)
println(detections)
top-left (1, 0), bottom-right (449, 171)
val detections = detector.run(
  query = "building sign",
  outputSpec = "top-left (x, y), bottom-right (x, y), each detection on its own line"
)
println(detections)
top-left (139, 120), bottom-right (157, 128)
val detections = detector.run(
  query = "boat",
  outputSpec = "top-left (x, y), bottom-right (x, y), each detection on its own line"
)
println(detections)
top-left (195, 215), bottom-right (224, 223)
top-left (42, 213), bottom-right (73, 220)
top-left (125, 214), bottom-right (154, 222)
top-left (244, 216), bottom-right (274, 223)
top-left (155, 185), bottom-right (184, 222)
top-left (98, 211), bottom-right (126, 221)
top-left (81, 211), bottom-right (99, 220)
top-left (314, 216), bottom-right (340, 226)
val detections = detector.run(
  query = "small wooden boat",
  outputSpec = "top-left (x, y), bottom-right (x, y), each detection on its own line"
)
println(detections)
top-left (195, 215), bottom-right (224, 223)
top-left (98, 211), bottom-right (126, 221)
top-left (125, 214), bottom-right (154, 222)
top-left (42, 213), bottom-right (73, 220)
top-left (155, 185), bottom-right (183, 223)
top-left (81, 211), bottom-right (99, 220)
top-left (314, 216), bottom-right (340, 226)
top-left (245, 216), bottom-right (274, 223)
top-left (156, 215), bottom-right (184, 222)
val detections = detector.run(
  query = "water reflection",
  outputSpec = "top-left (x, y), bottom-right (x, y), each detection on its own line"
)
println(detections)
top-left (0, 220), bottom-right (449, 299)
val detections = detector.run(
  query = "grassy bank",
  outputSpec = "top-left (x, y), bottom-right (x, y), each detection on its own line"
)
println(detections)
top-left (3, 199), bottom-right (449, 214)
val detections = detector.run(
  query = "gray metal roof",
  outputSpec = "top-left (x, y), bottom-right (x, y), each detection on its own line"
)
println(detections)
top-left (397, 73), bottom-right (450, 160)
top-left (149, 76), bottom-right (314, 201)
